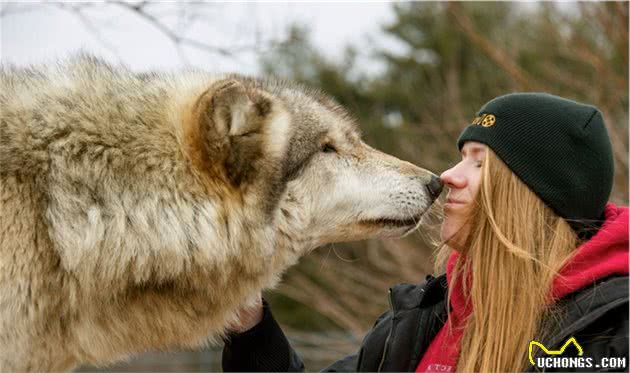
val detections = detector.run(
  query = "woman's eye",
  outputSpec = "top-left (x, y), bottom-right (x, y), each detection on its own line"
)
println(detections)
top-left (322, 143), bottom-right (337, 153)
top-left (475, 161), bottom-right (483, 168)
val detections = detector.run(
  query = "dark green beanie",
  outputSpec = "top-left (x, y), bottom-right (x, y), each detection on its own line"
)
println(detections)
top-left (457, 93), bottom-right (614, 231)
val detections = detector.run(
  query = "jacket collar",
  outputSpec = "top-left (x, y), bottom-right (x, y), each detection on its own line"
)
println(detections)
top-left (389, 274), bottom-right (448, 312)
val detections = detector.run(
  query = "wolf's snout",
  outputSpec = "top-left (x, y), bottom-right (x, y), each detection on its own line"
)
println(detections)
top-left (425, 175), bottom-right (443, 200)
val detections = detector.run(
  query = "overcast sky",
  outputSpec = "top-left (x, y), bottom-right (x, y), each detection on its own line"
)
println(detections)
top-left (1, 2), bottom-right (399, 76)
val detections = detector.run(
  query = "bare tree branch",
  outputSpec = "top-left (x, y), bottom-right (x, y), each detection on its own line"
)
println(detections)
top-left (278, 272), bottom-right (365, 335)
top-left (4, 1), bottom-right (287, 67)
top-left (446, 2), bottom-right (541, 91)
top-left (54, 3), bottom-right (123, 62)
top-left (110, 0), bottom-right (282, 62)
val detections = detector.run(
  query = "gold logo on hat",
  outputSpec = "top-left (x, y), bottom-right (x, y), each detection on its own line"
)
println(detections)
top-left (471, 113), bottom-right (496, 127)
top-left (481, 114), bottom-right (496, 127)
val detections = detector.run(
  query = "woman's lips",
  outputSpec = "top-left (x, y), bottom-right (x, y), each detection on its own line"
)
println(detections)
top-left (444, 197), bottom-right (468, 210)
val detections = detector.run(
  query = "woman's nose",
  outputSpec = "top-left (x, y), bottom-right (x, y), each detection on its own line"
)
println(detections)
top-left (440, 167), bottom-right (454, 184)
top-left (440, 165), bottom-right (465, 188)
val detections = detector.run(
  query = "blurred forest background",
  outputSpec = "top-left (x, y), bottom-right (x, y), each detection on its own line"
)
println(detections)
top-left (2, 1), bottom-right (628, 371)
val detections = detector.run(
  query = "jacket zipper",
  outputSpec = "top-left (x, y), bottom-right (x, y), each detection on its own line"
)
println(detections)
top-left (377, 289), bottom-right (395, 372)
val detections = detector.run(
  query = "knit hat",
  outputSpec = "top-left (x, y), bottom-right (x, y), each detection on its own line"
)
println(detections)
top-left (457, 93), bottom-right (614, 232)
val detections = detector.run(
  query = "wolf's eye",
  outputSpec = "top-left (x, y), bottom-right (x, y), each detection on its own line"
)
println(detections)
top-left (322, 143), bottom-right (337, 153)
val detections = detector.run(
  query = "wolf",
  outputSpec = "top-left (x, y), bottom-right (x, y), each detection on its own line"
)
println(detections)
top-left (0, 54), bottom-right (443, 371)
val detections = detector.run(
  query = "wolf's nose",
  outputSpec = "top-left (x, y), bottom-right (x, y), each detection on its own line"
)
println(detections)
top-left (425, 175), bottom-right (443, 200)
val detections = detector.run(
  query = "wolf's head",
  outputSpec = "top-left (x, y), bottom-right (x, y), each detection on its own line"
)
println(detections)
top-left (183, 77), bottom-right (442, 253)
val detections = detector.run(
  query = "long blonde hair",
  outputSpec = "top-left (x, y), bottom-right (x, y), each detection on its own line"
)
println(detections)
top-left (435, 148), bottom-right (582, 372)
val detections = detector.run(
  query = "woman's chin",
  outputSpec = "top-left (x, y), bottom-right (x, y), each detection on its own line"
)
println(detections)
top-left (440, 226), bottom-right (468, 251)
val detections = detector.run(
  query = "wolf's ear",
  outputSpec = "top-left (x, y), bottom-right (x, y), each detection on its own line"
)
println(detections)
top-left (190, 79), bottom-right (280, 189)
top-left (198, 79), bottom-right (271, 139)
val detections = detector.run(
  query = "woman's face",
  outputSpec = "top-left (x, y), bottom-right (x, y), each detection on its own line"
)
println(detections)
top-left (439, 141), bottom-right (486, 250)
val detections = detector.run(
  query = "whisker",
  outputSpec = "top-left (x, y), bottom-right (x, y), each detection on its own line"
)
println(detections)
top-left (319, 245), bottom-right (332, 271)
top-left (331, 244), bottom-right (358, 263)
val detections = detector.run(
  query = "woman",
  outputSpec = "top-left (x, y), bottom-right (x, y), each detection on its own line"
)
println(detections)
top-left (222, 93), bottom-right (629, 372)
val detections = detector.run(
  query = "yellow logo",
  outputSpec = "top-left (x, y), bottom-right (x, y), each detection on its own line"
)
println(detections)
top-left (471, 113), bottom-right (496, 127)
top-left (528, 336), bottom-right (584, 366)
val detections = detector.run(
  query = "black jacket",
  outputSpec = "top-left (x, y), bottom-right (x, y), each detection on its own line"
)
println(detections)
top-left (223, 274), bottom-right (629, 372)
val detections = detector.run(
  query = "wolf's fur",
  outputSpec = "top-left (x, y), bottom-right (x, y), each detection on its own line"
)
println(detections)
top-left (0, 55), bottom-right (438, 371)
